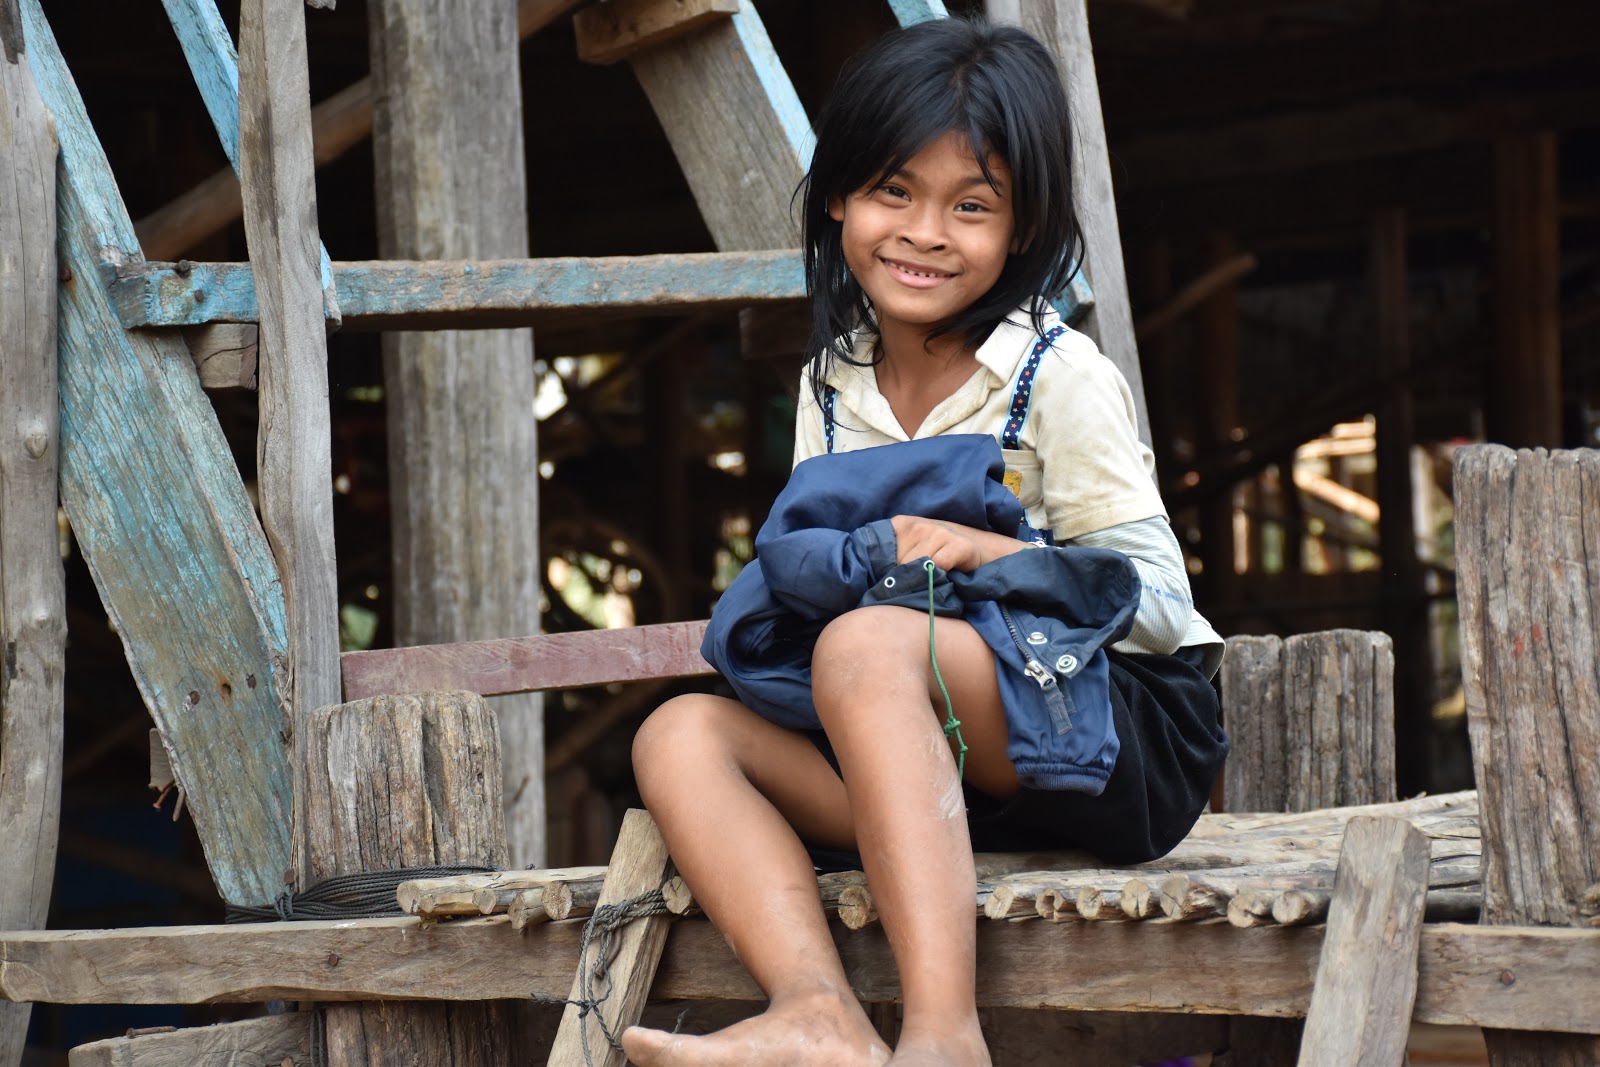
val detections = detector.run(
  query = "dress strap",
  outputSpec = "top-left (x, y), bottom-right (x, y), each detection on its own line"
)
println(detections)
top-left (1000, 325), bottom-right (1066, 450)
top-left (822, 384), bottom-right (838, 454)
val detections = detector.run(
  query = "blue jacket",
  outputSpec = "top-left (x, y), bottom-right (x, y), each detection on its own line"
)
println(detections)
top-left (701, 434), bottom-right (1141, 794)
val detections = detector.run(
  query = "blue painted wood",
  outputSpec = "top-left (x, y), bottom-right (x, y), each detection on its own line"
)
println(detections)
top-left (108, 250), bottom-right (809, 329)
top-left (1059, 272), bottom-right (1094, 325)
top-left (159, 0), bottom-right (338, 312)
top-left (22, 0), bottom-right (293, 908)
top-left (730, 6), bottom-right (814, 167)
top-left (888, 0), bottom-right (949, 27)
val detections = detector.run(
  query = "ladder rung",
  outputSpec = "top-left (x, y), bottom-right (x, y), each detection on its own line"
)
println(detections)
top-left (108, 251), bottom-right (806, 331)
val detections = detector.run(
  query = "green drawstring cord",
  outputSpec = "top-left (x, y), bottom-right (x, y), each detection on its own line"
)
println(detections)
top-left (924, 559), bottom-right (966, 779)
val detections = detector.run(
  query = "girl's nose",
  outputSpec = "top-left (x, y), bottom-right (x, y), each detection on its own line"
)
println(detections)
top-left (898, 204), bottom-right (947, 249)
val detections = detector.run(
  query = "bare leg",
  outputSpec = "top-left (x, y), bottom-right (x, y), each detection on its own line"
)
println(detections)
top-left (811, 606), bottom-right (1016, 1066)
top-left (621, 694), bottom-right (890, 1067)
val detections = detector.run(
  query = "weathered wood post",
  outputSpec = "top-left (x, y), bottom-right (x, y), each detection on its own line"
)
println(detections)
top-left (295, 691), bottom-right (524, 1065)
top-left (1455, 445), bottom-right (1600, 1066)
top-left (0, 30), bottom-right (66, 1067)
top-left (1215, 628), bottom-right (1397, 1064)
top-left (368, 0), bottom-right (545, 868)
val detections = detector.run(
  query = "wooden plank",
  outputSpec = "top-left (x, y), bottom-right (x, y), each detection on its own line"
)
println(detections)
top-left (340, 620), bottom-right (713, 700)
top-left (1285, 630), bottom-right (1396, 811)
top-left (574, 0), bottom-right (739, 65)
top-left (887, 0), bottom-right (950, 26)
top-left (68, 1014), bottom-right (311, 1067)
top-left (368, 0), bottom-right (543, 869)
top-left (295, 691), bottom-right (517, 1066)
top-left (108, 252), bottom-right (808, 330)
top-left (1219, 635), bottom-right (1288, 812)
top-left (0, 41), bottom-right (63, 1067)
top-left (3, 919), bottom-right (1599, 1034)
top-left (159, 0), bottom-right (338, 319)
top-left (19, 0), bottom-right (293, 908)
top-left (629, 2), bottom-right (812, 251)
top-left (396, 866), bottom-right (606, 918)
top-left (238, 0), bottom-right (342, 719)
top-left (182, 323), bottom-right (258, 389)
top-left (1455, 445), bottom-right (1600, 1066)
top-left (133, 0), bottom-right (586, 261)
top-left (1009, 0), bottom-right (1148, 445)
top-left (548, 809), bottom-right (675, 1067)
top-left (1296, 816), bottom-right (1430, 1066)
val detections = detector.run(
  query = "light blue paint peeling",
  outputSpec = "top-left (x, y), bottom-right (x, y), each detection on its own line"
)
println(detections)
top-left (889, 0), bottom-right (950, 27)
top-left (732, 5), bottom-right (814, 168)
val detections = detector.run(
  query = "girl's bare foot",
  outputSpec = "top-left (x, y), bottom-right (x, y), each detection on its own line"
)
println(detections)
top-left (620, 990), bottom-right (892, 1067)
top-left (886, 1021), bottom-right (992, 1066)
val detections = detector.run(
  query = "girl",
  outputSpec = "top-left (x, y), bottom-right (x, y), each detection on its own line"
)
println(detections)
top-left (622, 17), bottom-right (1227, 1067)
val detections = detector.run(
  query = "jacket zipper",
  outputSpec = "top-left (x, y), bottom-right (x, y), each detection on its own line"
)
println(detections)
top-left (999, 605), bottom-right (1073, 734)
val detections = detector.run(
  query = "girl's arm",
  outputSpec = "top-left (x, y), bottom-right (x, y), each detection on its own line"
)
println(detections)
top-left (1066, 515), bottom-right (1192, 655)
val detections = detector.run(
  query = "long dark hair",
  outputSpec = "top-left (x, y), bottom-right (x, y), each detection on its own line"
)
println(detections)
top-left (799, 17), bottom-right (1083, 403)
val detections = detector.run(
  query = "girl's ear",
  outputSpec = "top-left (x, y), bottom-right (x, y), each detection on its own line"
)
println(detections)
top-left (828, 196), bottom-right (846, 223)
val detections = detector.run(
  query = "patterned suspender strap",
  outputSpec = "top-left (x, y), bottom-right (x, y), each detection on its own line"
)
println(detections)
top-left (822, 383), bottom-right (838, 454)
top-left (1001, 325), bottom-right (1066, 450)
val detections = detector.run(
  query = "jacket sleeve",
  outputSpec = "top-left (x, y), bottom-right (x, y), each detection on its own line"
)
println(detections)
top-left (1067, 515), bottom-right (1192, 655)
top-left (758, 519), bottom-right (897, 619)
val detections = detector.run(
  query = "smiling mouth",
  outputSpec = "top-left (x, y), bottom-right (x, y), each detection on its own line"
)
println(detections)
top-left (882, 257), bottom-right (956, 280)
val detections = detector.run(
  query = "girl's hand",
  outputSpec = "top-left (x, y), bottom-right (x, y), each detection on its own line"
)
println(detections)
top-left (889, 515), bottom-right (1030, 574)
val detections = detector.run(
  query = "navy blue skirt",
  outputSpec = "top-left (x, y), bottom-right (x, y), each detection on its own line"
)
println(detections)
top-left (804, 645), bottom-right (1227, 868)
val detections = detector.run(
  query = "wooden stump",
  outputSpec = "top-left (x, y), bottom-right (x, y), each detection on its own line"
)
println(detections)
top-left (1296, 816), bottom-right (1430, 1066)
top-left (294, 691), bottom-right (522, 1066)
top-left (1456, 446), bottom-right (1600, 1066)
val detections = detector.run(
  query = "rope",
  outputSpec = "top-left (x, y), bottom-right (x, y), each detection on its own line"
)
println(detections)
top-left (224, 864), bottom-right (498, 922)
top-left (925, 559), bottom-right (966, 779)
top-left (536, 889), bottom-right (672, 1067)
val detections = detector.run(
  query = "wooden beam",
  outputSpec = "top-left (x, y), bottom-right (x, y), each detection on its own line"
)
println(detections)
top-left (3, 917), bottom-right (1598, 1034)
top-left (1133, 251), bottom-right (1257, 342)
top-left (68, 1013), bottom-right (311, 1067)
top-left (368, 0), bottom-right (545, 869)
top-left (340, 620), bottom-right (712, 700)
top-left (574, 0), bottom-right (740, 65)
top-left (889, 0), bottom-right (950, 25)
top-left (19, 0), bottom-right (294, 908)
top-left (182, 323), bottom-right (258, 389)
top-left (160, 0), bottom-right (337, 322)
top-left (1455, 446), bottom-right (1600, 1065)
top-left (627, 2), bottom-right (812, 251)
top-left (108, 252), bottom-right (808, 330)
top-left (1010, 0), bottom-right (1149, 445)
top-left (238, 0), bottom-right (342, 719)
top-left (133, 0), bottom-right (586, 262)
top-left (1296, 817), bottom-right (1430, 1066)
top-left (548, 810), bottom-right (675, 1067)
top-left (0, 41), bottom-right (63, 1067)
top-left (1489, 132), bottom-right (1562, 448)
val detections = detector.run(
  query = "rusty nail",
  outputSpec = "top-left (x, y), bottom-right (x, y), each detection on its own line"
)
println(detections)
top-left (1499, 970), bottom-right (1516, 986)
top-left (175, 259), bottom-right (193, 276)
top-left (193, 289), bottom-right (206, 303)
top-left (247, 674), bottom-right (257, 689)
top-left (188, 690), bottom-right (200, 705)
top-left (59, 264), bottom-right (72, 283)
top-left (326, 952), bottom-right (340, 967)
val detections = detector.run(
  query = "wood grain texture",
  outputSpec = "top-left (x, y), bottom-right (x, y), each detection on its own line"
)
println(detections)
top-left (0, 44), bottom-right (62, 1067)
top-left (294, 690), bottom-right (515, 1066)
top-left (368, 0), bottom-right (544, 866)
top-left (1220, 630), bottom-right (1395, 814)
top-left (630, 2), bottom-right (811, 251)
top-left (160, 0), bottom-right (337, 317)
top-left (238, 0), bottom-right (341, 719)
top-left (396, 866), bottom-right (605, 918)
top-left (1455, 445), bottom-right (1600, 1065)
top-left (1297, 816), bottom-right (1430, 1066)
top-left (182, 323), bottom-right (258, 389)
top-left (888, 0), bottom-right (950, 26)
top-left (1013, 0), bottom-right (1148, 445)
top-left (108, 252), bottom-right (808, 330)
top-left (20, 0), bottom-right (293, 908)
top-left (67, 1013), bottom-right (311, 1067)
top-left (340, 620), bottom-right (713, 700)
top-left (548, 809), bottom-right (676, 1067)
top-left (575, 0), bottom-right (739, 64)
top-left (5, 918), bottom-right (1598, 1033)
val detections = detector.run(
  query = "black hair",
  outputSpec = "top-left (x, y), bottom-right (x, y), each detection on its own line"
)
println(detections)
top-left (799, 16), bottom-right (1083, 403)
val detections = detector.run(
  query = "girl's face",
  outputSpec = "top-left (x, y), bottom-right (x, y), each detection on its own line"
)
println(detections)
top-left (829, 131), bottom-right (1017, 348)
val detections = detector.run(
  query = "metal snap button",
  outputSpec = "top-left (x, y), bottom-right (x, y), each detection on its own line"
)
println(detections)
top-left (882, 575), bottom-right (896, 589)
top-left (1056, 654), bottom-right (1078, 673)
top-left (1027, 631), bottom-right (1048, 645)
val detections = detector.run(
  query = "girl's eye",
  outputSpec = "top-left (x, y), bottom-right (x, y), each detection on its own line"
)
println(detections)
top-left (956, 202), bottom-right (988, 214)
top-left (876, 184), bottom-right (909, 200)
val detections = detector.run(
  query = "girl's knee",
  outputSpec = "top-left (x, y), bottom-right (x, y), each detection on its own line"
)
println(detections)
top-left (814, 606), bottom-right (925, 670)
top-left (632, 694), bottom-right (737, 775)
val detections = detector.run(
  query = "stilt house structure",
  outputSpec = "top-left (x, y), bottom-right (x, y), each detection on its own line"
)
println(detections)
top-left (2, 0), bottom-right (1598, 1064)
